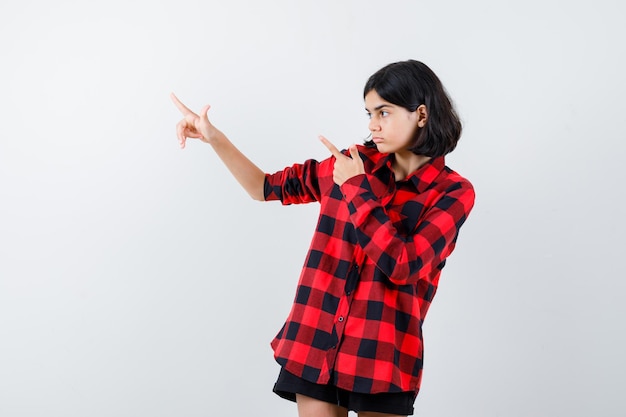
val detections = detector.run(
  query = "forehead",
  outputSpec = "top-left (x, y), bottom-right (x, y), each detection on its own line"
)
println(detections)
top-left (364, 90), bottom-right (396, 111)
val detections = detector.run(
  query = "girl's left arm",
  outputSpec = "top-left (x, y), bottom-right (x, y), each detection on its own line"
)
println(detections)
top-left (341, 174), bottom-right (475, 286)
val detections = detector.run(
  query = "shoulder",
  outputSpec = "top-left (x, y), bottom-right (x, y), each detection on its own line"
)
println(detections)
top-left (437, 166), bottom-right (475, 210)
top-left (442, 166), bottom-right (474, 191)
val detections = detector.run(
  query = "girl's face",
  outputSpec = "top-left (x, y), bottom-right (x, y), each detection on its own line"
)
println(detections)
top-left (364, 89), bottom-right (427, 155)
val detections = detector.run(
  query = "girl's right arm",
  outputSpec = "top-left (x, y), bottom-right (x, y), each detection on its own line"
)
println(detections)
top-left (171, 93), bottom-right (266, 201)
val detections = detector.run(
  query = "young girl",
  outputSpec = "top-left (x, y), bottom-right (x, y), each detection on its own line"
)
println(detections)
top-left (172, 60), bottom-right (475, 417)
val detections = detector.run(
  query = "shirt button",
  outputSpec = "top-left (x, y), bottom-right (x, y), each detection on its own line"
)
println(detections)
top-left (338, 316), bottom-right (344, 322)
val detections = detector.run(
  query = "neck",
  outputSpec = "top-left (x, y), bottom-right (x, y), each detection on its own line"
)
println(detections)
top-left (392, 150), bottom-right (431, 181)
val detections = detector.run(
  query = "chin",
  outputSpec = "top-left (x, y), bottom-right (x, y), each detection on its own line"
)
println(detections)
top-left (374, 144), bottom-right (394, 154)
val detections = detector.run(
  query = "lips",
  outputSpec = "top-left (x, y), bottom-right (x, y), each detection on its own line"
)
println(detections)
top-left (372, 137), bottom-right (384, 143)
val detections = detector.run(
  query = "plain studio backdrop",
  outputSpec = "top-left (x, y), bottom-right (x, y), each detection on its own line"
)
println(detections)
top-left (1, 0), bottom-right (624, 416)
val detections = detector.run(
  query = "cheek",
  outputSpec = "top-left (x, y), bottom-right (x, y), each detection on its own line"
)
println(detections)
top-left (405, 119), bottom-right (420, 136)
top-left (395, 122), bottom-right (415, 139)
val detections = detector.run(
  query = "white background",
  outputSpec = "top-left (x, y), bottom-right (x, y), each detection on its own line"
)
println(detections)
top-left (1, 0), bottom-right (624, 416)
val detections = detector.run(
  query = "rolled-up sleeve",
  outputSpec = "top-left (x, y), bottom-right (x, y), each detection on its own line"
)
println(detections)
top-left (264, 159), bottom-right (323, 205)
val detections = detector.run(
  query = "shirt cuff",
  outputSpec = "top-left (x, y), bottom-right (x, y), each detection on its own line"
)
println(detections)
top-left (339, 174), bottom-right (372, 204)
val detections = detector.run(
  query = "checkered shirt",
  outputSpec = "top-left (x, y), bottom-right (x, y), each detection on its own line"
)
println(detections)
top-left (264, 144), bottom-right (475, 394)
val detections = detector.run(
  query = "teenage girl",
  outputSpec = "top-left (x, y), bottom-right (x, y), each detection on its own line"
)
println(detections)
top-left (172, 60), bottom-right (475, 417)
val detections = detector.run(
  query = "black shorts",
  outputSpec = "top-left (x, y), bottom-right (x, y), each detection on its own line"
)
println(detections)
top-left (273, 368), bottom-right (416, 415)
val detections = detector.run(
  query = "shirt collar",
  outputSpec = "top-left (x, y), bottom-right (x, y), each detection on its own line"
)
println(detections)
top-left (408, 156), bottom-right (445, 193)
top-left (371, 152), bottom-right (446, 193)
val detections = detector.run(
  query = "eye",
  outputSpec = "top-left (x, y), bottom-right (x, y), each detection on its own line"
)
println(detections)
top-left (366, 112), bottom-right (372, 119)
top-left (381, 110), bottom-right (389, 117)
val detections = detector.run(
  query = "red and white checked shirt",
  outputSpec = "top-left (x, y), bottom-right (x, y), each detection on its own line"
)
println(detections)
top-left (264, 144), bottom-right (475, 395)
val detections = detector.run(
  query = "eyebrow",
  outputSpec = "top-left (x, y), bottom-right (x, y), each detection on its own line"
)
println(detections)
top-left (365, 104), bottom-right (392, 112)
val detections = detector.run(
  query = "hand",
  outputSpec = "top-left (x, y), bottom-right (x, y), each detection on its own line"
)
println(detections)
top-left (170, 93), bottom-right (223, 149)
top-left (319, 135), bottom-right (365, 186)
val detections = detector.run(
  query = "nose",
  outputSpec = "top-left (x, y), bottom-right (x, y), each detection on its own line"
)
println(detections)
top-left (368, 116), bottom-right (380, 132)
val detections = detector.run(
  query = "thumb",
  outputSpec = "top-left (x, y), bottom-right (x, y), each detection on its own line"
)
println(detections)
top-left (349, 145), bottom-right (360, 161)
top-left (199, 104), bottom-right (211, 122)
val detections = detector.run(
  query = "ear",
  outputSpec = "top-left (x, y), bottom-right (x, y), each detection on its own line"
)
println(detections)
top-left (416, 104), bottom-right (428, 128)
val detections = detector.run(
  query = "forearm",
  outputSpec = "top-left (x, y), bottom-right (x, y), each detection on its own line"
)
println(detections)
top-left (210, 132), bottom-right (266, 201)
top-left (341, 175), bottom-right (474, 285)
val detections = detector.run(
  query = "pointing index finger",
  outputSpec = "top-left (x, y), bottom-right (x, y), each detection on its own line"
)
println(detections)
top-left (319, 135), bottom-right (344, 159)
top-left (170, 92), bottom-right (194, 115)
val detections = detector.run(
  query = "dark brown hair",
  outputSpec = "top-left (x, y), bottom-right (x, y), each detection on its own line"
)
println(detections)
top-left (364, 60), bottom-right (462, 157)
